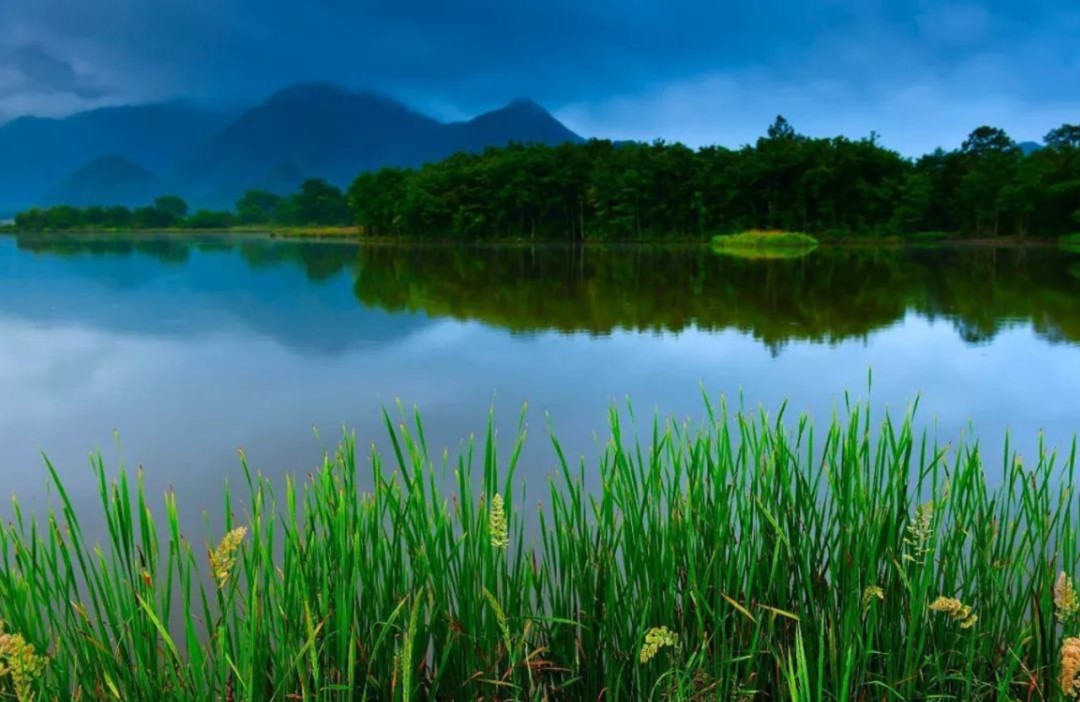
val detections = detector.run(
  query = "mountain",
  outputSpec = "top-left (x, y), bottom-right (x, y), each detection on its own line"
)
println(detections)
top-left (1019, 141), bottom-right (1043, 155)
top-left (0, 84), bottom-right (584, 211)
top-left (48, 156), bottom-right (161, 208)
top-left (180, 84), bottom-right (446, 203)
top-left (445, 98), bottom-right (582, 153)
top-left (0, 103), bottom-right (233, 212)
top-left (181, 84), bottom-right (584, 206)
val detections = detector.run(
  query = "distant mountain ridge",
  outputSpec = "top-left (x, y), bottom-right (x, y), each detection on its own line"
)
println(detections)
top-left (181, 84), bottom-right (583, 206)
top-left (48, 156), bottom-right (162, 208)
top-left (0, 103), bottom-right (232, 212)
top-left (0, 84), bottom-right (584, 211)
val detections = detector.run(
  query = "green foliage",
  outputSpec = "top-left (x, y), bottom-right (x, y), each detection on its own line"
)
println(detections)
top-left (0, 399), bottom-right (1077, 700)
top-left (342, 120), bottom-right (1080, 241)
top-left (9, 179), bottom-right (350, 232)
top-left (184, 209), bottom-right (236, 229)
top-left (711, 230), bottom-right (819, 250)
top-left (154, 195), bottom-right (189, 221)
top-left (1059, 233), bottom-right (1080, 252)
top-left (235, 189), bottom-right (283, 225)
top-left (14, 118), bottom-right (1080, 240)
top-left (275, 179), bottom-right (352, 226)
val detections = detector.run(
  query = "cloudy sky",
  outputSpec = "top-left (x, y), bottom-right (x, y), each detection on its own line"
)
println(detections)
top-left (1, 0), bottom-right (1078, 154)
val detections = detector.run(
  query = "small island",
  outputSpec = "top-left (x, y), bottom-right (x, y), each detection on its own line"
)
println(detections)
top-left (711, 230), bottom-right (819, 258)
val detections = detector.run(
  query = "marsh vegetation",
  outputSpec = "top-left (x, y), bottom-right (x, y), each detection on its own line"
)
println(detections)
top-left (0, 401), bottom-right (1078, 700)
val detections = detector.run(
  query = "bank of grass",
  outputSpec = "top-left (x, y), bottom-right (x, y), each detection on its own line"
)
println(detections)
top-left (712, 229), bottom-right (819, 253)
top-left (0, 399), bottom-right (1078, 700)
top-left (1060, 233), bottom-right (1080, 251)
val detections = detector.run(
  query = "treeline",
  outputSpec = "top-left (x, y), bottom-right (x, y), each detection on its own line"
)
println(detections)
top-left (11, 179), bottom-right (352, 231)
top-left (11, 118), bottom-right (1080, 240)
top-left (347, 118), bottom-right (1080, 240)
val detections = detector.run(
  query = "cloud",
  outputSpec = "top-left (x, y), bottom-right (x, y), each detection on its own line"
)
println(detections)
top-left (0, 0), bottom-right (1077, 149)
top-left (555, 67), bottom-right (1080, 156)
top-left (0, 43), bottom-right (112, 99)
top-left (0, 41), bottom-right (114, 121)
top-left (5, 44), bottom-right (112, 98)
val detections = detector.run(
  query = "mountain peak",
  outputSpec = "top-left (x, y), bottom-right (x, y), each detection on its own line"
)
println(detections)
top-left (503, 98), bottom-right (547, 113)
top-left (267, 82), bottom-right (351, 103)
top-left (460, 98), bottom-right (582, 145)
top-left (265, 83), bottom-right (409, 111)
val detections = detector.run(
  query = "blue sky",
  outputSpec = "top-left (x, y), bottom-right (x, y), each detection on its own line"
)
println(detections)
top-left (1, 0), bottom-right (1078, 154)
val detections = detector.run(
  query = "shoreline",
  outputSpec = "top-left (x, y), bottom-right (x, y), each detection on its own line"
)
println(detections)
top-left (0, 226), bottom-right (1066, 249)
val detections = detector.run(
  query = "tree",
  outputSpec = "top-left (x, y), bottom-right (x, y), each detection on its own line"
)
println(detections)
top-left (961, 126), bottom-right (1017, 158)
top-left (1045, 124), bottom-right (1080, 151)
top-left (103, 206), bottom-right (132, 228)
top-left (46, 206), bottom-right (81, 230)
top-left (132, 206), bottom-right (174, 229)
top-left (955, 127), bottom-right (1023, 236)
top-left (185, 209), bottom-right (236, 229)
top-left (766, 116), bottom-right (798, 141)
top-left (281, 179), bottom-right (351, 226)
top-left (236, 190), bottom-right (283, 225)
top-left (154, 195), bottom-right (189, 221)
top-left (14, 208), bottom-right (48, 231)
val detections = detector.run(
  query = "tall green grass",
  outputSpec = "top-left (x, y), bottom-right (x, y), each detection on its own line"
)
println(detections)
top-left (0, 398), bottom-right (1078, 701)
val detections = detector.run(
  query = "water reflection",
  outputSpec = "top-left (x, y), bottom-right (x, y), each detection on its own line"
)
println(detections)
top-left (11, 235), bottom-right (1080, 352)
top-left (2, 233), bottom-right (1080, 524)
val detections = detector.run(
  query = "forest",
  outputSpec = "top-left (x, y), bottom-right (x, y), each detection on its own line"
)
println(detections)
top-left (9, 118), bottom-right (1080, 241)
top-left (347, 119), bottom-right (1080, 240)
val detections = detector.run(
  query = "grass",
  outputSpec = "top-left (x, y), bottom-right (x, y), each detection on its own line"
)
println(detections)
top-left (712, 230), bottom-right (819, 254)
top-left (0, 398), bottom-right (1078, 700)
top-left (1060, 233), bottom-right (1080, 252)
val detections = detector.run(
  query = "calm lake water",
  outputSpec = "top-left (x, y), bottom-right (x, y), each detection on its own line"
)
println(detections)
top-left (2, 234), bottom-right (1079, 524)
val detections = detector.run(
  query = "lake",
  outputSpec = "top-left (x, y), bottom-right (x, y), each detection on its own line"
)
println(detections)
top-left (2, 234), bottom-right (1079, 526)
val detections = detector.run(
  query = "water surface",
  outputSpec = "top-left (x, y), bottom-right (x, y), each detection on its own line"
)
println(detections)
top-left (2, 235), bottom-right (1079, 522)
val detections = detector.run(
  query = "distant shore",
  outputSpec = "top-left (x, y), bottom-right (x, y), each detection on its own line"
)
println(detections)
top-left (0, 225), bottom-right (363, 240)
top-left (0, 225), bottom-right (1067, 250)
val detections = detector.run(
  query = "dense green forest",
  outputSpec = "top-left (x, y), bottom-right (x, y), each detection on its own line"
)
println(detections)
top-left (347, 119), bottom-right (1080, 240)
top-left (9, 118), bottom-right (1080, 240)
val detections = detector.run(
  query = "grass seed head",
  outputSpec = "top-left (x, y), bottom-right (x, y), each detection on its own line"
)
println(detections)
top-left (903, 501), bottom-right (934, 563)
top-left (929, 596), bottom-right (977, 628)
top-left (639, 626), bottom-right (678, 664)
top-left (862, 585), bottom-right (885, 613)
top-left (210, 527), bottom-right (248, 589)
top-left (1063, 637), bottom-right (1080, 697)
top-left (1057, 572), bottom-right (1080, 623)
top-left (0, 623), bottom-right (48, 702)
top-left (488, 493), bottom-right (509, 549)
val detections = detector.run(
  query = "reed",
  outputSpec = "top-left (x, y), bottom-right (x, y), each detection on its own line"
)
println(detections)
top-left (0, 398), bottom-right (1077, 701)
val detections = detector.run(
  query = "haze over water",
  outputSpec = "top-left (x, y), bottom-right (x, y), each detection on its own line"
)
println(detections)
top-left (1, 234), bottom-right (1079, 522)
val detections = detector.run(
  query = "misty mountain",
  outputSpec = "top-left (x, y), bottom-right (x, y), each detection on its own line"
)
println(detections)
top-left (0, 103), bottom-right (233, 212)
top-left (48, 156), bottom-right (162, 208)
top-left (181, 84), bottom-right (584, 206)
top-left (1019, 141), bottom-right (1042, 155)
top-left (0, 84), bottom-right (584, 211)
top-left (445, 98), bottom-right (584, 154)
